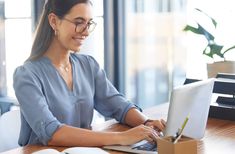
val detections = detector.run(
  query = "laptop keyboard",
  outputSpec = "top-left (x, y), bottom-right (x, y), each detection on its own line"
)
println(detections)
top-left (132, 142), bottom-right (157, 151)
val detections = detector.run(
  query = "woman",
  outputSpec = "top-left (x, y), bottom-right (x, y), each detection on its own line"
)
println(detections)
top-left (13, 0), bottom-right (165, 147)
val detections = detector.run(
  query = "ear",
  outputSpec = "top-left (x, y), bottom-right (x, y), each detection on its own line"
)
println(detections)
top-left (48, 13), bottom-right (59, 31)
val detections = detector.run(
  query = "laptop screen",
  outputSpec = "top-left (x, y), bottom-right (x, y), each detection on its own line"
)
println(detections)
top-left (164, 79), bottom-right (214, 139)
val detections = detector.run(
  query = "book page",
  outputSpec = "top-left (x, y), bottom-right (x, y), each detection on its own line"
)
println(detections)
top-left (62, 147), bottom-right (109, 154)
top-left (32, 149), bottom-right (61, 154)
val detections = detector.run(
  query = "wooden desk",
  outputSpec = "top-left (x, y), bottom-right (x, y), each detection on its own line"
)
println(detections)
top-left (1, 103), bottom-right (235, 154)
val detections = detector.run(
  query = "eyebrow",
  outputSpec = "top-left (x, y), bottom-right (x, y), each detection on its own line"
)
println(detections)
top-left (74, 17), bottom-right (93, 22)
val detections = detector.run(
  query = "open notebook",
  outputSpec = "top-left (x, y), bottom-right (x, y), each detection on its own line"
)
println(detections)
top-left (32, 147), bottom-right (109, 154)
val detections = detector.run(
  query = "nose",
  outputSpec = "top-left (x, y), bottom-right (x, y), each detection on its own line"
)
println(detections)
top-left (84, 27), bottom-right (90, 36)
top-left (80, 26), bottom-right (89, 37)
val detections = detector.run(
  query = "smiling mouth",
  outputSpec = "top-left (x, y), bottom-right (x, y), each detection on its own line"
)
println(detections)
top-left (73, 37), bottom-right (85, 45)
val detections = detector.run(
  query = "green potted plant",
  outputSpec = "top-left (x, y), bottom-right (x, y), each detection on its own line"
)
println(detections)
top-left (183, 8), bottom-right (235, 78)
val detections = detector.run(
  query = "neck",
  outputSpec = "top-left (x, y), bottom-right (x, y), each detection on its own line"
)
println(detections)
top-left (44, 38), bottom-right (71, 66)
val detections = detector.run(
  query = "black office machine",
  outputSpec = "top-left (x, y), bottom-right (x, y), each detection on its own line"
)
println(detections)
top-left (184, 73), bottom-right (235, 121)
top-left (209, 73), bottom-right (235, 121)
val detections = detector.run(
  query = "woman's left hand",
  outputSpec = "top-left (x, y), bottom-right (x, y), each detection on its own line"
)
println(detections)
top-left (144, 119), bottom-right (166, 135)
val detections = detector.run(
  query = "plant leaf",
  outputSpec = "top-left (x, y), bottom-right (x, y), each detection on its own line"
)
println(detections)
top-left (204, 43), bottom-right (224, 58)
top-left (195, 8), bottom-right (217, 28)
top-left (223, 45), bottom-right (235, 55)
top-left (183, 24), bottom-right (215, 41)
top-left (211, 44), bottom-right (224, 57)
top-left (197, 24), bottom-right (214, 41)
top-left (183, 25), bottom-right (201, 34)
top-left (203, 47), bottom-right (213, 58)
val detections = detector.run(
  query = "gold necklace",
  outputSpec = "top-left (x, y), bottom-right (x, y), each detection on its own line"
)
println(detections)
top-left (58, 62), bottom-right (70, 72)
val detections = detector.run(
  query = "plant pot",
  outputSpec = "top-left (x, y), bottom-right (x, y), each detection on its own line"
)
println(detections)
top-left (207, 61), bottom-right (235, 78)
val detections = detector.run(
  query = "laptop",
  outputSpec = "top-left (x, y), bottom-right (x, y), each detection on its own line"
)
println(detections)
top-left (103, 79), bottom-right (214, 154)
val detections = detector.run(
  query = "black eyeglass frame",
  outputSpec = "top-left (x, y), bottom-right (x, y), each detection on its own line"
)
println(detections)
top-left (63, 18), bottom-right (97, 33)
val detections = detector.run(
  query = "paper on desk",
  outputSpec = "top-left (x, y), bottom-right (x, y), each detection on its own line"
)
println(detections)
top-left (63, 147), bottom-right (109, 154)
top-left (32, 149), bottom-right (61, 154)
top-left (32, 147), bottom-right (109, 154)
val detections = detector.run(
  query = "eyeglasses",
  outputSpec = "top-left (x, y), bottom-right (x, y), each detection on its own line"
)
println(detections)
top-left (63, 18), bottom-right (97, 33)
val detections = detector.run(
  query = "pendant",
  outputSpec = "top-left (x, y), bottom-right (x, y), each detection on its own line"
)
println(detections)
top-left (65, 67), bottom-right (69, 72)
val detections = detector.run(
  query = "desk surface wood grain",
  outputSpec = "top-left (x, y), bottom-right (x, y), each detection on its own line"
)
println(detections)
top-left (1, 103), bottom-right (235, 154)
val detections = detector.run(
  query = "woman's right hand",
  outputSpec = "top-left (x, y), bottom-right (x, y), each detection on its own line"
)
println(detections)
top-left (118, 124), bottom-right (159, 146)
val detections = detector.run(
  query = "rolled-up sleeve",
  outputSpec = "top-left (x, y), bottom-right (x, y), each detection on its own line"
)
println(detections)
top-left (13, 66), bottom-right (62, 145)
top-left (87, 56), bottom-right (137, 124)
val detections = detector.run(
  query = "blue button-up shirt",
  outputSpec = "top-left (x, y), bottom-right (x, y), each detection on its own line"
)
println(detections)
top-left (13, 53), bottom-right (135, 146)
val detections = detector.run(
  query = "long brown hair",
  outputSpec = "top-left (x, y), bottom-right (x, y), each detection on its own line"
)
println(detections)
top-left (28, 0), bottom-right (91, 61)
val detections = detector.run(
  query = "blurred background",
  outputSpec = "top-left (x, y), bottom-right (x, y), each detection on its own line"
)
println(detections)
top-left (1, 0), bottom-right (235, 116)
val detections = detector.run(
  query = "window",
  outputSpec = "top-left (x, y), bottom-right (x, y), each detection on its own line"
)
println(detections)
top-left (0, 1), bottom-right (6, 97)
top-left (5, 0), bottom-right (32, 97)
top-left (125, 0), bottom-right (187, 109)
top-left (124, 0), bottom-right (235, 109)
